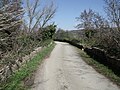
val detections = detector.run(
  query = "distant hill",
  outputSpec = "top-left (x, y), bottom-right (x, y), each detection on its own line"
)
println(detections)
top-left (54, 29), bottom-right (85, 40)
top-left (68, 29), bottom-right (85, 39)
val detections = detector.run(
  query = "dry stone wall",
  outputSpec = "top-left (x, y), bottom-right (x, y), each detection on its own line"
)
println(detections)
top-left (0, 47), bottom-right (42, 83)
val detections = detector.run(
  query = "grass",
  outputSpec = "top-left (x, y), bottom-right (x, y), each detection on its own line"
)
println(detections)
top-left (78, 49), bottom-right (120, 87)
top-left (0, 42), bottom-right (55, 90)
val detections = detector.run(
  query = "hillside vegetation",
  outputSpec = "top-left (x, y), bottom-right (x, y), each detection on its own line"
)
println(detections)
top-left (0, 0), bottom-right (56, 84)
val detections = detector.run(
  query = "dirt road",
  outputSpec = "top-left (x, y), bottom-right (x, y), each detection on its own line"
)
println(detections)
top-left (31, 42), bottom-right (120, 90)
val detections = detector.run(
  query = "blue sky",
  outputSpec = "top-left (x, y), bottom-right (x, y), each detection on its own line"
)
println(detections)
top-left (52, 0), bottom-right (106, 30)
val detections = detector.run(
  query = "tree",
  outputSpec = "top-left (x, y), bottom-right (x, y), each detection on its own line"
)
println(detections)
top-left (24, 0), bottom-right (56, 32)
top-left (76, 9), bottom-right (94, 30)
top-left (41, 24), bottom-right (56, 40)
top-left (76, 9), bottom-right (109, 38)
top-left (104, 0), bottom-right (120, 31)
top-left (76, 9), bottom-right (109, 30)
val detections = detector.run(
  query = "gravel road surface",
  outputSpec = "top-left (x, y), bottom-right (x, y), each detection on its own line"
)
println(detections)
top-left (31, 42), bottom-right (120, 90)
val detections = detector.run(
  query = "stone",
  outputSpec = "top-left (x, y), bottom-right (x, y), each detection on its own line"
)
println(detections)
top-left (11, 64), bottom-right (18, 73)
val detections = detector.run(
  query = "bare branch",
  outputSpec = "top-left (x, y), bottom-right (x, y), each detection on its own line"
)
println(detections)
top-left (24, 0), bottom-right (56, 32)
top-left (104, 0), bottom-right (120, 31)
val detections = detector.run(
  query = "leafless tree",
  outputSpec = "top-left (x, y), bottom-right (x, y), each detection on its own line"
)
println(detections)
top-left (76, 9), bottom-right (109, 30)
top-left (24, 0), bottom-right (56, 32)
top-left (76, 9), bottom-right (109, 39)
top-left (76, 9), bottom-right (94, 30)
top-left (104, 0), bottom-right (120, 31)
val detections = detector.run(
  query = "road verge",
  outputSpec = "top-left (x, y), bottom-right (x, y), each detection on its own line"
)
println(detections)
top-left (0, 42), bottom-right (55, 90)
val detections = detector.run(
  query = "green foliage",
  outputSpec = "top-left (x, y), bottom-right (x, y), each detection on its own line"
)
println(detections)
top-left (41, 24), bottom-right (57, 40)
top-left (85, 29), bottom-right (96, 38)
top-left (54, 29), bottom-right (65, 40)
top-left (54, 29), bottom-right (78, 41)
top-left (40, 39), bottom-right (53, 47)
